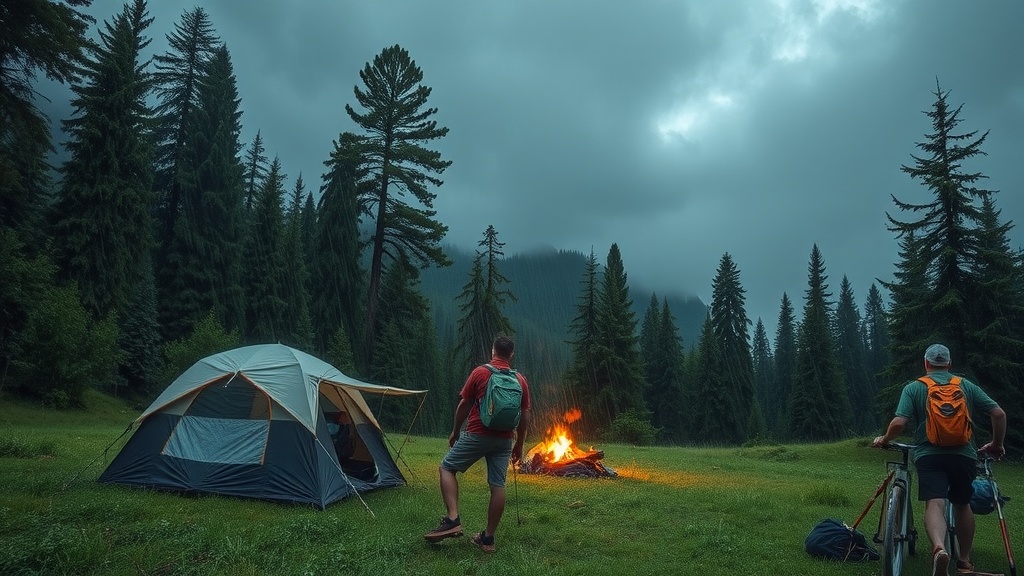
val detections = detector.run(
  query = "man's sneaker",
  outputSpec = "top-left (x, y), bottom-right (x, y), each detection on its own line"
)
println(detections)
top-left (424, 516), bottom-right (463, 543)
top-left (933, 547), bottom-right (950, 576)
top-left (472, 531), bottom-right (496, 553)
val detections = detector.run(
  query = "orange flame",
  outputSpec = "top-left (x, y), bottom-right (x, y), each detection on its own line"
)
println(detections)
top-left (564, 407), bottom-right (582, 424)
top-left (538, 425), bottom-right (575, 462)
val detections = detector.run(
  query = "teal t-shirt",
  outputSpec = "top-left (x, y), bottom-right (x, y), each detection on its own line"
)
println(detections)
top-left (893, 370), bottom-right (999, 461)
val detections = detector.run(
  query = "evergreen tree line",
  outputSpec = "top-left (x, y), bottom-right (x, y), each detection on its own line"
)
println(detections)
top-left (2, 3), bottom-right (1022, 452)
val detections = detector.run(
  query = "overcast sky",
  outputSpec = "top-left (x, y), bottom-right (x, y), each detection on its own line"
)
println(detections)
top-left (45, 0), bottom-right (1024, 335)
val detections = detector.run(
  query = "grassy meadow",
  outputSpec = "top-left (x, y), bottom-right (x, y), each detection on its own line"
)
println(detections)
top-left (2, 391), bottom-right (1022, 576)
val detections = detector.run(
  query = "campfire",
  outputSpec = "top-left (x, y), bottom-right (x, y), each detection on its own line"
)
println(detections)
top-left (518, 408), bottom-right (617, 478)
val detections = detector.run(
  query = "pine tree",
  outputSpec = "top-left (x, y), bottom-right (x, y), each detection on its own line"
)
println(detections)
top-left (243, 158), bottom-right (288, 343)
top-left (644, 297), bottom-right (686, 443)
top-left (863, 283), bottom-right (891, 415)
top-left (592, 244), bottom-right (646, 432)
top-left (300, 191), bottom-right (317, 279)
top-left (565, 248), bottom-right (601, 433)
top-left (370, 259), bottom-right (432, 430)
top-left (691, 315), bottom-right (732, 444)
top-left (281, 174), bottom-right (313, 349)
top-left (709, 253), bottom-right (758, 443)
top-left (772, 293), bottom-right (798, 439)
top-left (751, 318), bottom-right (775, 437)
top-left (788, 245), bottom-right (852, 441)
top-left (312, 132), bottom-right (366, 358)
top-left (453, 225), bottom-right (516, 373)
top-left (242, 130), bottom-right (268, 213)
top-left (117, 254), bottom-right (161, 395)
top-left (159, 44), bottom-right (245, 340)
top-left (878, 232), bottom-right (932, 412)
top-left (834, 276), bottom-right (874, 433)
top-left (0, 0), bottom-right (93, 384)
top-left (152, 7), bottom-right (218, 278)
top-left (966, 196), bottom-right (1024, 450)
top-left (885, 80), bottom-right (995, 378)
top-left (51, 0), bottom-right (155, 321)
top-left (0, 0), bottom-right (92, 242)
top-left (345, 45), bottom-right (452, 365)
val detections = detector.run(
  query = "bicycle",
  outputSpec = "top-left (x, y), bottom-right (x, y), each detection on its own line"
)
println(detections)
top-left (874, 441), bottom-right (919, 576)
top-left (945, 454), bottom-right (1017, 576)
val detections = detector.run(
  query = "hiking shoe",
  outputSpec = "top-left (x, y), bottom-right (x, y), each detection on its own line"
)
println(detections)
top-left (956, 560), bottom-right (974, 574)
top-left (933, 548), bottom-right (949, 576)
top-left (472, 531), bottom-right (495, 553)
top-left (424, 516), bottom-right (463, 543)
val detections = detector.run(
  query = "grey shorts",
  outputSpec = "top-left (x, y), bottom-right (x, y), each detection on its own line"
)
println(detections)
top-left (441, 432), bottom-right (514, 487)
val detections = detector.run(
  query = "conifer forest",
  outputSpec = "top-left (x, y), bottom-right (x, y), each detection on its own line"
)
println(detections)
top-left (3, 1), bottom-right (1023, 453)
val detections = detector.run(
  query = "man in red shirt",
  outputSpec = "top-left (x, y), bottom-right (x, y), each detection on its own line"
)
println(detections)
top-left (424, 335), bottom-right (532, 553)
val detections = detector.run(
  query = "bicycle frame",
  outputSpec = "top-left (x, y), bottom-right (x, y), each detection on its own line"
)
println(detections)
top-left (875, 442), bottom-right (918, 576)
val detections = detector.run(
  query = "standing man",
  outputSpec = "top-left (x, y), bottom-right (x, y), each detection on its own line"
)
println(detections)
top-left (873, 343), bottom-right (1007, 576)
top-left (424, 335), bottom-right (531, 553)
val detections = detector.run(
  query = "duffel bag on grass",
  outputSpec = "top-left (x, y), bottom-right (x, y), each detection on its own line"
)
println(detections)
top-left (805, 518), bottom-right (880, 562)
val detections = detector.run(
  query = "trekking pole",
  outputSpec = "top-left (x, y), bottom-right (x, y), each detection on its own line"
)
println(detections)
top-left (852, 470), bottom-right (895, 530)
top-left (987, 460), bottom-right (1017, 576)
top-left (512, 459), bottom-right (522, 525)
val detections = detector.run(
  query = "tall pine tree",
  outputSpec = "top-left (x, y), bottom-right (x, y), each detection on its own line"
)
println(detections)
top-left (243, 157), bottom-right (288, 343)
top-left (591, 244), bottom-right (646, 432)
top-left (152, 7), bottom-right (218, 297)
top-left (453, 225), bottom-right (516, 373)
top-left (159, 44), bottom-right (245, 340)
top-left (51, 0), bottom-right (155, 321)
top-left (565, 249), bottom-right (601, 434)
top-left (709, 253), bottom-right (760, 443)
top-left (345, 45), bottom-right (452, 366)
top-left (751, 318), bottom-right (775, 438)
top-left (788, 245), bottom-right (851, 441)
top-left (772, 293), bottom-right (798, 438)
top-left (834, 276), bottom-right (874, 433)
top-left (312, 132), bottom-right (366, 360)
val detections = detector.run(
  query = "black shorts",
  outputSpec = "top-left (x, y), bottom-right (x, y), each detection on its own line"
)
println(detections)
top-left (915, 454), bottom-right (977, 504)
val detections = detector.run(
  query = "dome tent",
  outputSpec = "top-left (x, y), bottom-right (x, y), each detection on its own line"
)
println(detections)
top-left (98, 344), bottom-right (426, 509)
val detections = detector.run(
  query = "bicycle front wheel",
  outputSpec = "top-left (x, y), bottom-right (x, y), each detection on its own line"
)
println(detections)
top-left (883, 484), bottom-right (908, 576)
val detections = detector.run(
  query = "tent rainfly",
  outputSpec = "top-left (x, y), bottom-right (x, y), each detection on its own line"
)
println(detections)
top-left (98, 343), bottom-right (427, 509)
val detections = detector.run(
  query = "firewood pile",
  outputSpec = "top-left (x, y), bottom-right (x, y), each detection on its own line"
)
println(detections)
top-left (518, 449), bottom-right (617, 478)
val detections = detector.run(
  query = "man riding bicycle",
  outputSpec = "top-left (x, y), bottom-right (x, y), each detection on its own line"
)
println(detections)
top-left (873, 343), bottom-right (1007, 576)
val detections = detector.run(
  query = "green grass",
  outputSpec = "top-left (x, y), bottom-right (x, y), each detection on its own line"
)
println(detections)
top-left (2, 393), bottom-right (1022, 575)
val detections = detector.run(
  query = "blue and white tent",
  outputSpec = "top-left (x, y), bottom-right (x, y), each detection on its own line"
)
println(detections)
top-left (98, 344), bottom-right (426, 509)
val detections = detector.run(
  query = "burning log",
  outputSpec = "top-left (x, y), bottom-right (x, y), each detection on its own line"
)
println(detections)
top-left (519, 449), bottom-right (617, 478)
top-left (518, 431), bottom-right (617, 478)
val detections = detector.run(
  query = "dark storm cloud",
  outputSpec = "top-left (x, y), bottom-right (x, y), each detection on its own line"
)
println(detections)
top-left (52, 0), bottom-right (1024, 333)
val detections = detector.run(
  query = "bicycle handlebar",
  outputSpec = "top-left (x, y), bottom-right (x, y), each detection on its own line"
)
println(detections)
top-left (881, 441), bottom-right (917, 452)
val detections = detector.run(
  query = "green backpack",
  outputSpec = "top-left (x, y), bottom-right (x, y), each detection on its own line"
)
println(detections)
top-left (479, 364), bottom-right (523, 431)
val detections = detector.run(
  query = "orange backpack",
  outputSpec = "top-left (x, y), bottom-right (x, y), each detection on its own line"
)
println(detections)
top-left (919, 376), bottom-right (972, 446)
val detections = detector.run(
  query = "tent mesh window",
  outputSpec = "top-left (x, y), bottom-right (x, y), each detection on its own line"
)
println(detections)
top-left (163, 377), bottom-right (272, 465)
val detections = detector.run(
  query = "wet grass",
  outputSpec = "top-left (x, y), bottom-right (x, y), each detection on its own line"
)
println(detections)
top-left (2, 393), bottom-right (1023, 575)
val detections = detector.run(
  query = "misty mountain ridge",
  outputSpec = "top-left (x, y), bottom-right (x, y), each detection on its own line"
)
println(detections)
top-left (419, 244), bottom-right (709, 360)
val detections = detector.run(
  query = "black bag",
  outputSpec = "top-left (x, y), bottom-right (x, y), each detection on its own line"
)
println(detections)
top-left (805, 518), bottom-right (880, 562)
top-left (971, 477), bottom-right (1009, 515)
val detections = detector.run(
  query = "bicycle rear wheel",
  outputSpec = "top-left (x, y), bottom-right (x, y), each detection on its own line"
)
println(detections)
top-left (883, 484), bottom-right (908, 576)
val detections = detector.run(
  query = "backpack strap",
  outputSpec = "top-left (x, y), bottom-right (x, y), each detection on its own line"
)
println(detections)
top-left (917, 375), bottom-right (962, 387)
top-left (484, 363), bottom-right (516, 375)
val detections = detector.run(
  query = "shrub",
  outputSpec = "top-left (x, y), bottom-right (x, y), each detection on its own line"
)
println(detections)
top-left (604, 409), bottom-right (659, 446)
top-left (158, 312), bottom-right (239, 385)
top-left (11, 284), bottom-right (120, 407)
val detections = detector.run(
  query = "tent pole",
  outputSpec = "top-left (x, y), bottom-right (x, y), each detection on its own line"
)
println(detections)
top-left (317, 437), bottom-right (375, 517)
